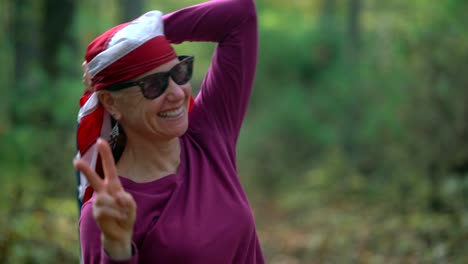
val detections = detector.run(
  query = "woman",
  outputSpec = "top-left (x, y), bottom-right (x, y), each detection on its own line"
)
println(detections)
top-left (73, 0), bottom-right (263, 263)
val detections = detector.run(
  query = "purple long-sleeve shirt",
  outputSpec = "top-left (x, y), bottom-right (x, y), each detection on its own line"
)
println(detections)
top-left (79, 0), bottom-right (264, 263)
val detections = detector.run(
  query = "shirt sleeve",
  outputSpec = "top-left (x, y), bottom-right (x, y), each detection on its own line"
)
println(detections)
top-left (163, 0), bottom-right (258, 147)
top-left (79, 202), bottom-right (139, 264)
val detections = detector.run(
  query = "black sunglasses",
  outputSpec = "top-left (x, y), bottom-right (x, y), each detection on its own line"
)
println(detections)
top-left (105, 55), bottom-right (194, 99)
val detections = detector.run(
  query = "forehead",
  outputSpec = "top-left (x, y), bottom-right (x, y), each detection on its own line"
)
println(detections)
top-left (138, 58), bottom-right (180, 79)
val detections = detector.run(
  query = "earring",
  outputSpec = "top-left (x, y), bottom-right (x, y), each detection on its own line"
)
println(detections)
top-left (109, 122), bottom-right (119, 149)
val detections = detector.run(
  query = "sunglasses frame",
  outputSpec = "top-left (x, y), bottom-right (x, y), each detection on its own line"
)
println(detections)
top-left (105, 55), bottom-right (194, 99)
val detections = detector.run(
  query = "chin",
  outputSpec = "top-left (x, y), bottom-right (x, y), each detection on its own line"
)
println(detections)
top-left (175, 122), bottom-right (189, 136)
top-left (166, 119), bottom-right (189, 138)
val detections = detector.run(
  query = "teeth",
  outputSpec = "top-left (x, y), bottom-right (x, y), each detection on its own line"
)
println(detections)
top-left (158, 107), bottom-right (183, 118)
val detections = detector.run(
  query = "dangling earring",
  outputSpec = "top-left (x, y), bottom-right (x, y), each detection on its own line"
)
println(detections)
top-left (109, 119), bottom-right (120, 149)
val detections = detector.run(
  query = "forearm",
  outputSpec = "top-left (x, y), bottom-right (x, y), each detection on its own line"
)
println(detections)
top-left (163, 0), bottom-right (256, 44)
top-left (164, 0), bottom-right (258, 143)
top-left (81, 235), bottom-right (139, 264)
top-left (80, 204), bottom-right (139, 264)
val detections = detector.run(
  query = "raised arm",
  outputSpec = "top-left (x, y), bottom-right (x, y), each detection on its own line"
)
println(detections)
top-left (164, 0), bottom-right (258, 145)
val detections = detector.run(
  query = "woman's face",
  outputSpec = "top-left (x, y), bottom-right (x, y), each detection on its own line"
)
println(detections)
top-left (111, 58), bottom-right (192, 141)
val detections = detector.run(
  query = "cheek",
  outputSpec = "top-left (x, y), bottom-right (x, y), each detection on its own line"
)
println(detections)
top-left (142, 96), bottom-right (165, 116)
top-left (117, 91), bottom-right (144, 109)
top-left (182, 84), bottom-right (192, 97)
top-left (115, 92), bottom-right (147, 120)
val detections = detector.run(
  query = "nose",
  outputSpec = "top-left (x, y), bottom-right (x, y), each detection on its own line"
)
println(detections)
top-left (164, 78), bottom-right (185, 101)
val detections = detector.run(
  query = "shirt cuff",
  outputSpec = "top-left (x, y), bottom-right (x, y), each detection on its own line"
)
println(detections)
top-left (102, 242), bottom-right (139, 264)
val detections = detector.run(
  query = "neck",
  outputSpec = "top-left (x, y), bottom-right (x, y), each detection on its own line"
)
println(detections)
top-left (116, 134), bottom-right (181, 183)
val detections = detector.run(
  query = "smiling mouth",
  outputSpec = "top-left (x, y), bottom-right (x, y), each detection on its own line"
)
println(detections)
top-left (158, 106), bottom-right (184, 118)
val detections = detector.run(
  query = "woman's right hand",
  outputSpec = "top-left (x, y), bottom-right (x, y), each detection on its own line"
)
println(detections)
top-left (74, 138), bottom-right (137, 260)
top-left (82, 61), bottom-right (93, 92)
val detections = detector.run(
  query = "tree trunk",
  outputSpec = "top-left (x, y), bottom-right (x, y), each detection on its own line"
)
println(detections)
top-left (320, 0), bottom-right (336, 31)
top-left (9, 0), bottom-right (41, 124)
top-left (0, 0), bottom-right (12, 131)
top-left (120, 0), bottom-right (144, 22)
top-left (11, 0), bottom-right (38, 82)
top-left (41, 0), bottom-right (76, 77)
top-left (348, 0), bottom-right (361, 57)
top-left (342, 0), bottom-right (362, 158)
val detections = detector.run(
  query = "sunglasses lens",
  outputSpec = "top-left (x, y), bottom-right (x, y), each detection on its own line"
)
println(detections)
top-left (143, 73), bottom-right (168, 99)
top-left (171, 59), bottom-right (193, 85)
top-left (140, 57), bottom-right (193, 99)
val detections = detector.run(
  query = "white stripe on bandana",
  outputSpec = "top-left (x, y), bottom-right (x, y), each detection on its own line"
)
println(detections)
top-left (87, 11), bottom-right (166, 78)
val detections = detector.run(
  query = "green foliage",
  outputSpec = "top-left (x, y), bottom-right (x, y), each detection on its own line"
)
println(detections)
top-left (0, 166), bottom-right (79, 263)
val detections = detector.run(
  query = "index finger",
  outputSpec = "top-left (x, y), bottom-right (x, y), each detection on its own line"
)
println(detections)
top-left (97, 138), bottom-right (122, 192)
top-left (74, 159), bottom-right (104, 193)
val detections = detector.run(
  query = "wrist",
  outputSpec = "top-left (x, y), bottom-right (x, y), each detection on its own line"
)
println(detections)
top-left (102, 235), bottom-right (132, 260)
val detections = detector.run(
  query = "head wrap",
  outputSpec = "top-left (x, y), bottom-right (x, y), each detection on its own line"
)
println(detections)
top-left (76, 11), bottom-right (180, 208)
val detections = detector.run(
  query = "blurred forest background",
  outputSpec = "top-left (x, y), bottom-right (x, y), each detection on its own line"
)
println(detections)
top-left (0, 0), bottom-right (467, 263)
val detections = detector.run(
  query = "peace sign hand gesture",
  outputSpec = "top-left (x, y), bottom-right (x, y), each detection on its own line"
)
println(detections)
top-left (74, 138), bottom-right (136, 260)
